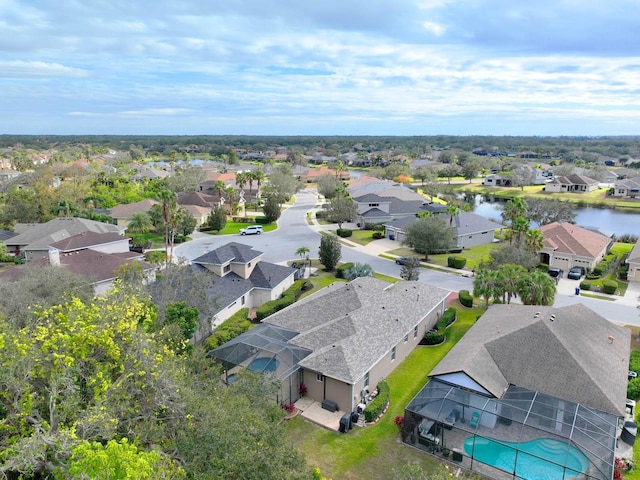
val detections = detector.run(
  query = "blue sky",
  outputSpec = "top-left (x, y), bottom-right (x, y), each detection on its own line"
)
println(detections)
top-left (2, 0), bottom-right (640, 136)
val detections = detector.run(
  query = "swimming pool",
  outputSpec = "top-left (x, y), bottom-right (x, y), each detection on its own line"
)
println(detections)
top-left (463, 436), bottom-right (589, 480)
top-left (247, 357), bottom-right (279, 373)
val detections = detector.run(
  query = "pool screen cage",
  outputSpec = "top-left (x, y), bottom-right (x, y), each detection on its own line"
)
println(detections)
top-left (404, 379), bottom-right (618, 480)
top-left (207, 323), bottom-right (312, 405)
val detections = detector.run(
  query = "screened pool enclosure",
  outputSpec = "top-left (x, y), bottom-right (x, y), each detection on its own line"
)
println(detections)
top-left (208, 323), bottom-right (311, 405)
top-left (404, 379), bottom-right (618, 480)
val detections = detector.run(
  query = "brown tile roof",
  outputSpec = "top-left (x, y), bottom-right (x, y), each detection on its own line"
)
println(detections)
top-left (109, 199), bottom-right (158, 219)
top-left (539, 222), bottom-right (611, 257)
top-left (300, 167), bottom-right (349, 181)
top-left (177, 192), bottom-right (216, 208)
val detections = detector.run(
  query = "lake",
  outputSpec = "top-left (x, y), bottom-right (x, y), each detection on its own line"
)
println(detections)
top-left (466, 194), bottom-right (640, 237)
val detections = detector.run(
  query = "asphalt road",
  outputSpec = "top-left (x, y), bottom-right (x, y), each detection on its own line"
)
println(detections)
top-left (174, 190), bottom-right (640, 326)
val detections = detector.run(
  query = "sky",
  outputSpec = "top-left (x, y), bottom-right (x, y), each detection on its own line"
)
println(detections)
top-left (2, 1), bottom-right (640, 136)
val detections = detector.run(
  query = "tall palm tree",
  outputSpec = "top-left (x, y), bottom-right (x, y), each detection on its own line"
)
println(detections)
top-left (524, 228), bottom-right (545, 253)
top-left (295, 246), bottom-right (310, 263)
top-left (213, 180), bottom-right (226, 200)
top-left (498, 264), bottom-right (527, 304)
top-left (246, 171), bottom-right (256, 201)
top-left (501, 197), bottom-right (528, 244)
top-left (156, 189), bottom-right (177, 265)
top-left (253, 169), bottom-right (265, 198)
top-left (127, 212), bottom-right (153, 233)
top-left (517, 270), bottom-right (556, 306)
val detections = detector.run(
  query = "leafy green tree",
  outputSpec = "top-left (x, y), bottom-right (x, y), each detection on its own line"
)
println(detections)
top-left (525, 198), bottom-right (576, 225)
top-left (461, 159), bottom-right (481, 183)
top-left (264, 164), bottom-right (300, 204)
top-left (176, 207), bottom-right (197, 237)
top-left (403, 217), bottom-right (456, 261)
top-left (438, 164), bottom-right (461, 184)
top-left (316, 174), bottom-right (343, 199)
top-left (438, 150), bottom-right (455, 164)
top-left (66, 438), bottom-right (184, 480)
top-left (489, 244), bottom-right (539, 270)
top-left (324, 195), bottom-right (358, 229)
top-left (262, 194), bottom-right (282, 223)
top-left (207, 205), bottom-right (227, 232)
top-left (318, 235), bottom-right (342, 271)
top-left (399, 256), bottom-right (421, 281)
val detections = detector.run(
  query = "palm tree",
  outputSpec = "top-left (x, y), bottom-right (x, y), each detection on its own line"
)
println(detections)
top-left (213, 180), bottom-right (226, 200)
top-left (296, 246), bottom-right (310, 265)
top-left (253, 169), bottom-right (265, 198)
top-left (517, 270), bottom-right (556, 305)
top-left (524, 228), bottom-right (545, 253)
top-left (445, 204), bottom-right (460, 226)
top-left (498, 264), bottom-right (527, 304)
top-left (246, 171), bottom-right (256, 201)
top-left (501, 197), bottom-right (528, 244)
top-left (156, 189), bottom-right (177, 265)
top-left (127, 212), bottom-right (153, 233)
top-left (511, 217), bottom-right (531, 246)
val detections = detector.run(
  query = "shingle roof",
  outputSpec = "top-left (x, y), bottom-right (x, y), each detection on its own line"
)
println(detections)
top-left (0, 229), bottom-right (17, 242)
top-left (549, 174), bottom-right (598, 186)
top-left (429, 304), bottom-right (629, 416)
top-left (49, 231), bottom-right (126, 252)
top-left (615, 176), bottom-right (640, 190)
top-left (108, 199), bottom-right (158, 219)
top-left (192, 242), bottom-right (262, 265)
top-left (627, 238), bottom-right (640, 264)
top-left (436, 211), bottom-right (503, 235)
top-left (177, 192), bottom-right (216, 208)
top-left (7, 218), bottom-right (125, 250)
top-left (264, 277), bottom-right (450, 384)
top-left (540, 222), bottom-right (611, 258)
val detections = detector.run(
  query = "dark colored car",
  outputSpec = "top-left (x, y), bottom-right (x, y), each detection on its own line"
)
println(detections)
top-left (548, 268), bottom-right (563, 278)
top-left (568, 267), bottom-right (583, 280)
top-left (395, 257), bottom-right (409, 265)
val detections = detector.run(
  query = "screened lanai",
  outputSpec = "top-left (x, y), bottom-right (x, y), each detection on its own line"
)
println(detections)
top-left (404, 379), bottom-right (618, 480)
top-left (208, 323), bottom-right (312, 405)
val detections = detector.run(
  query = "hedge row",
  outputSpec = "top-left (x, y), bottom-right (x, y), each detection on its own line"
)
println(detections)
top-left (438, 307), bottom-right (457, 329)
top-left (459, 290), bottom-right (473, 308)
top-left (447, 256), bottom-right (467, 269)
top-left (593, 254), bottom-right (616, 277)
top-left (255, 280), bottom-right (312, 321)
top-left (204, 308), bottom-right (252, 350)
top-left (364, 380), bottom-right (390, 423)
top-left (629, 351), bottom-right (640, 399)
top-left (423, 307), bottom-right (457, 345)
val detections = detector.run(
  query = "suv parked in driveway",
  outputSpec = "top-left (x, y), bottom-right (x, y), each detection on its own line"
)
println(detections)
top-left (567, 267), bottom-right (583, 280)
top-left (239, 225), bottom-right (263, 235)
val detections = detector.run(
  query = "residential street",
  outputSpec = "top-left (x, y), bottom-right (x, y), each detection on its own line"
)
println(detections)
top-left (174, 190), bottom-right (640, 327)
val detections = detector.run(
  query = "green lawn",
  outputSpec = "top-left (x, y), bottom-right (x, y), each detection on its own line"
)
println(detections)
top-left (207, 221), bottom-right (277, 235)
top-left (285, 302), bottom-right (483, 479)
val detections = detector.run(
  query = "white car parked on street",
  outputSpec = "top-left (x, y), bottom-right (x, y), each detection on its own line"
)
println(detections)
top-left (239, 225), bottom-right (263, 235)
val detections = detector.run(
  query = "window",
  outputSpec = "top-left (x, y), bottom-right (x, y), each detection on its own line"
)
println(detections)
top-left (391, 346), bottom-right (396, 361)
top-left (364, 371), bottom-right (370, 388)
top-left (404, 334), bottom-right (408, 344)
top-left (241, 295), bottom-right (245, 305)
top-left (316, 373), bottom-right (324, 382)
top-left (414, 325), bottom-right (418, 339)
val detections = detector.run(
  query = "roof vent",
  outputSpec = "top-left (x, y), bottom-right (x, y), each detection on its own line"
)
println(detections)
top-left (550, 314), bottom-right (556, 321)
top-left (534, 312), bottom-right (540, 318)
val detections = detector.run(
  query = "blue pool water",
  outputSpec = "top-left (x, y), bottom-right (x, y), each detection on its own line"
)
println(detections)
top-left (463, 436), bottom-right (589, 480)
top-left (248, 357), bottom-right (279, 372)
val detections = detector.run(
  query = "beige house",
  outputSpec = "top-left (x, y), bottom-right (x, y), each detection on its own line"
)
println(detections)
top-left (545, 174), bottom-right (599, 193)
top-left (210, 277), bottom-right (450, 412)
top-left (626, 239), bottom-right (640, 282)
top-left (612, 176), bottom-right (640, 199)
top-left (538, 222), bottom-right (612, 272)
top-left (109, 199), bottom-right (159, 227)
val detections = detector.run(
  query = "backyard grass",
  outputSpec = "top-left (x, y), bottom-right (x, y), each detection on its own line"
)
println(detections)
top-left (285, 302), bottom-right (483, 479)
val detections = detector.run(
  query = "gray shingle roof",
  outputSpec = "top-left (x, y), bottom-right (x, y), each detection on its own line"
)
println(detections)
top-left (49, 231), bottom-right (126, 251)
top-left (628, 238), bottom-right (640, 264)
top-left (7, 218), bottom-right (125, 250)
top-left (193, 242), bottom-right (262, 265)
top-left (436, 211), bottom-right (503, 235)
top-left (429, 304), bottom-right (629, 416)
top-left (264, 277), bottom-right (450, 384)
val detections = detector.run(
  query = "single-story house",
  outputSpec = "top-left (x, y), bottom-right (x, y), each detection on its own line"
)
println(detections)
top-left (404, 303), bottom-right (629, 480)
top-left (384, 212), bottom-right (502, 249)
top-left (545, 174), bottom-right (599, 193)
top-left (209, 277), bottom-right (450, 411)
top-left (191, 242), bottom-right (296, 337)
top-left (0, 231), bottom-right (154, 295)
top-left (625, 238), bottom-right (640, 282)
top-left (298, 167), bottom-right (350, 183)
top-left (612, 176), bottom-right (640, 199)
top-left (5, 217), bottom-right (126, 261)
top-left (109, 199), bottom-right (159, 227)
top-left (538, 222), bottom-right (612, 272)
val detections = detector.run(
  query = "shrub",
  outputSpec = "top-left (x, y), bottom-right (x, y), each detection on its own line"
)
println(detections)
top-left (336, 228), bottom-right (352, 238)
top-left (336, 262), bottom-right (354, 279)
top-left (630, 350), bottom-right (640, 373)
top-left (372, 224), bottom-right (384, 232)
top-left (364, 380), bottom-right (390, 423)
top-left (372, 232), bottom-right (384, 239)
top-left (602, 279), bottom-right (618, 295)
top-left (253, 216), bottom-right (269, 224)
top-left (579, 281), bottom-right (592, 291)
top-left (438, 307), bottom-right (457, 329)
top-left (628, 377), bottom-right (640, 401)
top-left (447, 256), bottom-right (466, 269)
top-left (423, 330), bottom-right (445, 345)
top-left (232, 216), bottom-right (253, 223)
top-left (204, 308), bottom-right (252, 349)
top-left (459, 290), bottom-right (473, 308)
